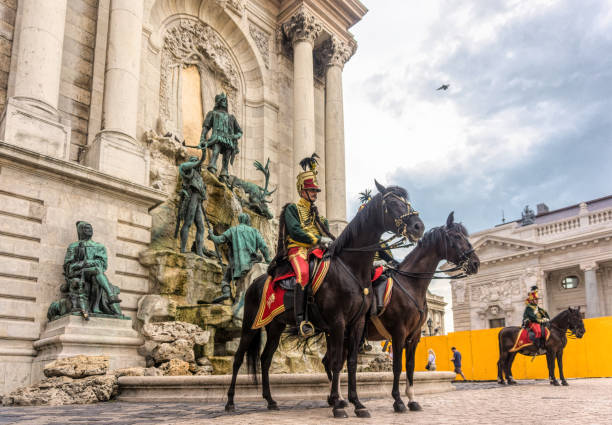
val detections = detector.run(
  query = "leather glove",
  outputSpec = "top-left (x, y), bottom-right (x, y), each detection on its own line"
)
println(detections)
top-left (319, 236), bottom-right (333, 248)
top-left (373, 260), bottom-right (386, 268)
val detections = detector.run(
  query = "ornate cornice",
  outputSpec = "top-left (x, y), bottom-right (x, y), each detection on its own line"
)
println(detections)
top-left (282, 7), bottom-right (322, 47)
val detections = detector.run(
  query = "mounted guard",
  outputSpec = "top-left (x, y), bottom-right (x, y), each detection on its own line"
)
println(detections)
top-left (522, 285), bottom-right (550, 349)
top-left (268, 153), bottom-right (334, 337)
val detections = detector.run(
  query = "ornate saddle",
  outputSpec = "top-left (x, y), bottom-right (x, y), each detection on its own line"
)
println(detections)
top-left (252, 248), bottom-right (330, 329)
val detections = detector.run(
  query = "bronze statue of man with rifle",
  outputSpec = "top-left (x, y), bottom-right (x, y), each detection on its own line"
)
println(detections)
top-left (199, 92), bottom-right (242, 182)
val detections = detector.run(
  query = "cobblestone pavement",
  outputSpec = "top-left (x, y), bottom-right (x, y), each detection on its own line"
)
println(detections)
top-left (1, 378), bottom-right (610, 425)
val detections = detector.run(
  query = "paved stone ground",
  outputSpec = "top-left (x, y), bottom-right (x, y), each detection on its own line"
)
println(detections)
top-left (1, 378), bottom-right (610, 425)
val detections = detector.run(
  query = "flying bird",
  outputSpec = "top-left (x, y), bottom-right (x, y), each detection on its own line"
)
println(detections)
top-left (436, 84), bottom-right (450, 91)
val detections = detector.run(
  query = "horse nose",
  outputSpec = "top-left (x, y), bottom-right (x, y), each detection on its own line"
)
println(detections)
top-left (413, 220), bottom-right (424, 235)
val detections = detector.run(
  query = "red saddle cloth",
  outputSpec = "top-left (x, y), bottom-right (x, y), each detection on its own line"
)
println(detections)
top-left (252, 249), bottom-right (329, 329)
top-left (510, 325), bottom-right (550, 352)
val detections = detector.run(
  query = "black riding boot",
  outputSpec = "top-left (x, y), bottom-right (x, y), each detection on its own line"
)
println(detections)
top-left (294, 285), bottom-right (314, 337)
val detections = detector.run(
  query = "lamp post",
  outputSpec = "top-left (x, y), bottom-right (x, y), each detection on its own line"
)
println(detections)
top-left (427, 317), bottom-right (433, 336)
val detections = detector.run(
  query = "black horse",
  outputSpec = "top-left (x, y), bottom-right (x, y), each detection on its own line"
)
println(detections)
top-left (225, 182), bottom-right (424, 418)
top-left (497, 307), bottom-right (585, 386)
top-left (323, 212), bottom-right (480, 413)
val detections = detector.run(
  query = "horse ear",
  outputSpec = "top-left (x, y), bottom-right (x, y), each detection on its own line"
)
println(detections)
top-left (577, 305), bottom-right (581, 311)
top-left (374, 180), bottom-right (386, 194)
top-left (568, 306), bottom-right (574, 312)
top-left (446, 211), bottom-right (455, 227)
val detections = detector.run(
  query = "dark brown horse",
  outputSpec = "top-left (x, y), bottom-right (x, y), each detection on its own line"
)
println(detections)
top-left (323, 212), bottom-right (480, 413)
top-left (497, 307), bottom-right (585, 386)
top-left (225, 182), bottom-right (424, 418)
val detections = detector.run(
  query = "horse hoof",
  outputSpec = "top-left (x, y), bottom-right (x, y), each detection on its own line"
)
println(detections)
top-left (551, 380), bottom-right (560, 386)
top-left (393, 401), bottom-right (407, 413)
top-left (355, 408), bottom-right (371, 418)
top-left (498, 380), bottom-right (506, 385)
top-left (267, 402), bottom-right (279, 410)
top-left (408, 401), bottom-right (423, 411)
top-left (225, 404), bottom-right (235, 412)
top-left (562, 380), bottom-right (569, 386)
top-left (333, 408), bottom-right (349, 419)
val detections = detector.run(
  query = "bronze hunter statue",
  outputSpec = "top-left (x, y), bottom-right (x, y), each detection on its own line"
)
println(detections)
top-left (208, 212), bottom-right (271, 304)
top-left (47, 221), bottom-right (124, 320)
top-left (200, 92), bottom-right (242, 183)
top-left (175, 151), bottom-right (209, 257)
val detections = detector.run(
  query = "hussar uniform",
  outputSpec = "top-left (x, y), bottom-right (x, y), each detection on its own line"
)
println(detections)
top-left (522, 285), bottom-right (550, 349)
top-left (269, 154), bottom-right (332, 337)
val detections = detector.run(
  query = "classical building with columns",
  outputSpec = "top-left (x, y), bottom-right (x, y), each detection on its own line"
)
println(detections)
top-left (451, 196), bottom-right (612, 331)
top-left (0, 0), bottom-right (366, 393)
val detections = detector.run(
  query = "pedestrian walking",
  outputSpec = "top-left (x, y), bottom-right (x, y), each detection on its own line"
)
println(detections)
top-left (451, 347), bottom-right (466, 380)
top-left (426, 349), bottom-right (436, 371)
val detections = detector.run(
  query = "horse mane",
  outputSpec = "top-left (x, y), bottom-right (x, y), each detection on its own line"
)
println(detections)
top-left (400, 220), bottom-right (470, 266)
top-left (331, 186), bottom-right (408, 255)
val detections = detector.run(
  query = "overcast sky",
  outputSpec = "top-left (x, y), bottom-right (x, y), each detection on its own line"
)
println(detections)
top-left (342, 0), bottom-right (612, 332)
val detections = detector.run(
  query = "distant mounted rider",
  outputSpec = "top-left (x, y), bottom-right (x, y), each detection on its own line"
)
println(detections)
top-left (522, 285), bottom-right (550, 349)
top-left (268, 153), bottom-right (334, 337)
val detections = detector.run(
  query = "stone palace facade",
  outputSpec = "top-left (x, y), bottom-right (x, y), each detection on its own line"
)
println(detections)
top-left (451, 196), bottom-right (612, 331)
top-left (0, 0), bottom-right (367, 394)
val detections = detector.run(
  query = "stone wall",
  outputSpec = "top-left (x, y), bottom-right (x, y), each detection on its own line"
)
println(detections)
top-left (58, 0), bottom-right (99, 161)
top-left (0, 142), bottom-right (166, 395)
top-left (0, 0), bottom-right (16, 113)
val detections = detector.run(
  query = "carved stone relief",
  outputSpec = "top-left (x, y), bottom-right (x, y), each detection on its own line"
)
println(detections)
top-left (159, 19), bottom-right (242, 140)
top-left (215, 0), bottom-right (245, 16)
top-left (249, 23), bottom-right (270, 68)
top-left (453, 281), bottom-right (467, 304)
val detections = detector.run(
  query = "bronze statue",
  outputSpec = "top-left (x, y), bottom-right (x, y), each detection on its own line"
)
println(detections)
top-left (208, 213), bottom-right (270, 303)
top-left (228, 158), bottom-right (276, 219)
top-left (47, 221), bottom-right (124, 320)
top-left (175, 153), bottom-right (208, 257)
top-left (200, 92), bottom-right (242, 182)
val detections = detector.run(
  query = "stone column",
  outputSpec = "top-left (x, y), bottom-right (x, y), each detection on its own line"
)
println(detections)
top-left (0, 0), bottom-right (71, 159)
top-left (282, 8), bottom-right (321, 179)
top-left (85, 0), bottom-right (148, 185)
top-left (322, 37), bottom-right (353, 234)
top-left (581, 263), bottom-right (600, 318)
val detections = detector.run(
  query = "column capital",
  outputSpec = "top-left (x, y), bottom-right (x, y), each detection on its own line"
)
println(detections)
top-left (321, 36), bottom-right (356, 70)
top-left (580, 262), bottom-right (598, 272)
top-left (282, 6), bottom-right (322, 47)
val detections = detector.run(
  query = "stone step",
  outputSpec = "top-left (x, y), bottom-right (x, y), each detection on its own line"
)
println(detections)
top-left (117, 371), bottom-right (455, 403)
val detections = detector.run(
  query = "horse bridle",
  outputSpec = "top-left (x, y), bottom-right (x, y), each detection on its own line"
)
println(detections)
top-left (388, 226), bottom-right (475, 280)
top-left (382, 192), bottom-right (420, 240)
top-left (442, 228), bottom-right (475, 276)
top-left (342, 192), bottom-right (420, 253)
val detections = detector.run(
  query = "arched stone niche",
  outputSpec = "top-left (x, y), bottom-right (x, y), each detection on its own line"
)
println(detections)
top-left (158, 17), bottom-right (243, 146)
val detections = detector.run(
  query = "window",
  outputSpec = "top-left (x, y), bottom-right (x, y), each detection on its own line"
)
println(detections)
top-left (561, 275), bottom-right (579, 289)
top-left (489, 318), bottom-right (505, 328)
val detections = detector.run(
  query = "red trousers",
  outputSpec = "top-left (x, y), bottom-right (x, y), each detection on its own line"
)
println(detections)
top-left (288, 247), bottom-right (309, 288)
top-left (529, 322), bottom-right (542, 338)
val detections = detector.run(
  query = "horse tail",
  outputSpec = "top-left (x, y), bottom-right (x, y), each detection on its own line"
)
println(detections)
top-left (242, 274), bottom-right (266, 385)
top-left (246, 327), bottom-right (261, 385)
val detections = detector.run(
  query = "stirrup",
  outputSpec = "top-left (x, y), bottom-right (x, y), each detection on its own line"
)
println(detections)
top-left (299, 321), bottom-right (315, 338)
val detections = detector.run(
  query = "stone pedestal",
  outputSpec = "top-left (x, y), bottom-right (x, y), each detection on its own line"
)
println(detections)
top-left (31, 315), bottom-right (145, 384)
top-left (85, 130), bottom-right (149, 185)
top-left (0, 97), bottom-right (71, 160)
